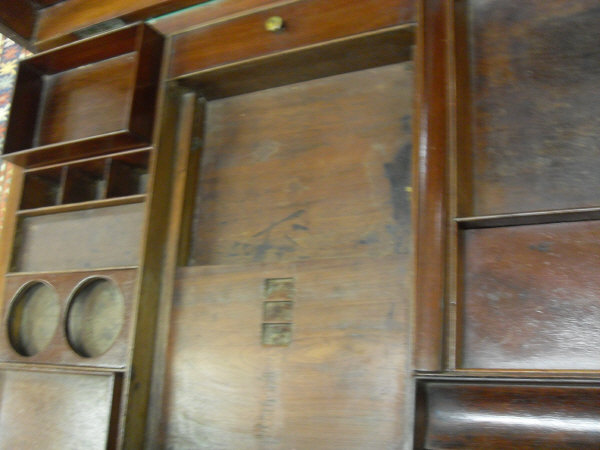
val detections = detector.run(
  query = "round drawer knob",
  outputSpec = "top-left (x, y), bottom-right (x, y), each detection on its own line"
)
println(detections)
top-left (265, 16), bottom-right (285, 32)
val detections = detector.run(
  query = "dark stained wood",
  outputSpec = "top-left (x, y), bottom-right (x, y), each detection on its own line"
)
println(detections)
top-left (457, 207), bottom-right (600, 229)
top-left (412, 0), bottom-right (449, 371)
top-left (120, 85), bottom-right (185, 449)
top-left (152, 0), bottom-right (283, 36)
top-left (3, 24), bottom-right (163, 167)
top-left (0, 269), bottom-right (138, 368)
top-left (34, 0), bottom-right (211, 50)
top-left (20, 166), bottom-right (65, 209)
top-left (161, 256), bottom-right (412, 448)
top-left (177, 26), bottom-right (414, 99)
top-left (0, 369), bottom-right (117, 449)
top-left (12, 203), bottom-right (145, 272)
top-left (32, 0), bottom-right (67, 6)
top-left (37, 54), bottom-right (136, 146)
top-left (416, 380), bottom-right (600, 449)
top-left (62, 159), bottom-right (107, 204)
top-left (169, 0), bottom-right (415, 79)
top-left (0, 1), bottom-right (37, 44)
top-left (460, 221), bottom-right (600, 370)
top-left (189, 63), bottom-right (413, 265)
top-left (457, 0), bottom-right (600, 216)
top-left (146, 87), bottom-right (202, 447)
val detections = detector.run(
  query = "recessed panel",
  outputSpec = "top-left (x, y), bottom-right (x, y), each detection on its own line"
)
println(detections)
top-left (7, 281), bottom-right (59, 356)
top-left (460, 220), bottom-right (600, 370)
top-left (461, 0), bottom-right (600, 215)
top-left (190, 63), bottom-right (413, 265)
top-left (0, 370), bottom-right (116, 449)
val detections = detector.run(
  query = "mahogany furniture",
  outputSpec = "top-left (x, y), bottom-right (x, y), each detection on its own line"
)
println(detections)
top-left (0, 0), bottom-right (599, 448)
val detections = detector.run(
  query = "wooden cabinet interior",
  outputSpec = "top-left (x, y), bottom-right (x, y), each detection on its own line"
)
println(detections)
top-left (0, 0), bottom-right (599, 447)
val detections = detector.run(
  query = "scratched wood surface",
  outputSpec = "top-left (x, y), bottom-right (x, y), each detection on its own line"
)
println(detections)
top-left (0, 370), bottom-right (116, 449)
top-left (161, 256), bottom-right (412, 448)
top-left (189, 63), bottom-right (413, 266)
top-left (460, 220), bottom-right (600, 370)
top-left (462, 0), bottom-right (600, 216)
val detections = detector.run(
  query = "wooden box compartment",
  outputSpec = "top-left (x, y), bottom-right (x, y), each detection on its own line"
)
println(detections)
top-left (3, 23), bottom-right (163, 167)
top-left (414, 379), bottom-right (600, 449)
top-left (453, 0), bottom-right (600, 217)
top-left (19, 149), bottom-right (150, 213)
top-left (458, 220), bottom-right (600, 371)
top-left (0, 268), bottom-right (138, 368)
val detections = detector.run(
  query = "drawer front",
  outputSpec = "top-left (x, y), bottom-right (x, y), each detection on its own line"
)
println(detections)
top-left (169, 0), bottom-right (415, 78)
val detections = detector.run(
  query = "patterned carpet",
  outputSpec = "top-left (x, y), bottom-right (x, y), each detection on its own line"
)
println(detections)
top-left (0, 36), bottom-right (29, 233)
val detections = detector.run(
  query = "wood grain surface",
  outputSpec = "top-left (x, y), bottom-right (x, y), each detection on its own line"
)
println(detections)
top-left (189, 63), bottom-right (413, 265)
top-left (0, 369), bottom-right (117, 449)
top-left (460, 220), bottom-right (600, 370)
top-left (170, 0), bottom-right (414, 78)
top-left (416, 380), bottom-right (600, 448)
top-left (161, 256), bottom-right (412, 448)
top-left (12, 203), bottom-right (145, 272)
top-left (460, 0), bottom-right (600, 216)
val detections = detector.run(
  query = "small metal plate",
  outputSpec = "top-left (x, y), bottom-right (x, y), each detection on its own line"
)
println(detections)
top-left (263, 301), bottom-right (293, 323)
top-left (262, 323), bottom-right (292, 346)
top-left (264, 278), bottom-right (295, 299)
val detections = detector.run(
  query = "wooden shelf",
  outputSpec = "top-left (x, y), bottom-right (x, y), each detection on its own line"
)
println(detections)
top-left (3, 23), bottom-right (163, 167)
top-left (18, 194), bottom-right (146, 217)
top-left (19, 149), bottom-right (150, 214)
top-left (456, 207), bottom-right (600, 229)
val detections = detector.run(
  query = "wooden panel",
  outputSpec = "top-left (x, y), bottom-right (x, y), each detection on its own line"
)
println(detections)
top-left (161, 256), bottom-right (412, 448)
top-left (152, 0), bottom-right (284, 35)
top-left (412, 0), bottom-right (449, 371)
top-left (37, 54), bottom-right (136, 146)
top-left (0, 1), bottom-right (36, 42)
top-left (170, 0), bottom-right (415, 78)
top-left (415, 380), bottom-right (600, 449)
top-left (0, 370), bottom-right (117, 449)
top-left (459, 0), bottom-right (600, 216)
top-left (460, 221), bottom-right (600, 370)
top-left (178, 27), bottom-right (414, 99)
top-left (154, 0), bottom-right (415, 37)
top-left (12, 203), bottom-right (145, 272)
top-left (0, 269), bottom-right (138, 368)
top-left (190, 63), bottom-right (413, 265)
top-left (35, 0), bottom-right (213, 49)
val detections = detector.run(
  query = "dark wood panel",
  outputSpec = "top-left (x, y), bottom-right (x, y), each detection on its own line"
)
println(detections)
top-left (0, 370), bottom-right (117, 449)
top-left (12, 203), bottom-right (145, 272)
top-left (189, 63), bottom-right (413, 265)
top-left (170, 0), bottom-right (415, 78)
top-left (152, 0), bottom-right (283, 35)
top-left (38, 54), bottom-right (136, 146)
top-left (177, 27), bottom-right (414, 99)
top-left (161, 256), bottom-right (412, 448)
top-left (412, 0), bottom-right (449, 371)
top-left (461, 221), bottom-right (600, 370)
top-left (35, 0), bottom-right (213, 48)
top-left (416, 380), bottom-right (600, 449)
top-left (459, 0), bottom-right (600, 215)
top-left (1, 269), bottom-right (138, 368)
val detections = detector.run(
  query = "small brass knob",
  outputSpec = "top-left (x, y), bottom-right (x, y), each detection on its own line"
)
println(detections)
top-left (265, 16), bottom-right (285, 32)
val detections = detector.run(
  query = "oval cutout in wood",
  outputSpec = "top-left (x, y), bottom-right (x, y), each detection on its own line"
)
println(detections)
top-left (66, 277), bottom-right (124, 358)
top-left (8, 281), bottom-right (60, 356)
